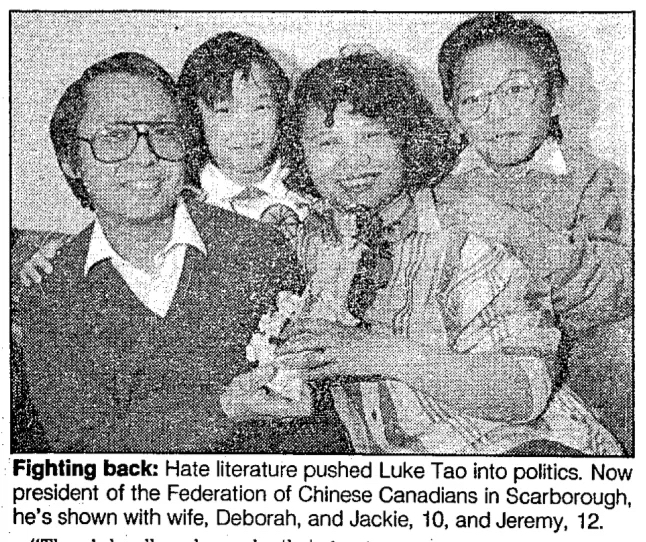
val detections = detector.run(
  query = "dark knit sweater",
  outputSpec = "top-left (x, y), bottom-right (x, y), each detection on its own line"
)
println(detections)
top-left (15, 200), bottom-right (351, 453)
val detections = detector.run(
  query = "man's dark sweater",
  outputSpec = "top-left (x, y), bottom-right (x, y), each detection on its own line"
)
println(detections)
top-left (14, 200), bottom-right (352, 453)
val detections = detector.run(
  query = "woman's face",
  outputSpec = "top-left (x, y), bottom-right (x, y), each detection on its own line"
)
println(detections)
top-left (199, 63), bottom-right (279, 177)
top-left (302, 102), bottom-right (405, 211)
top-left (452, 40), bottom-right (555, 169)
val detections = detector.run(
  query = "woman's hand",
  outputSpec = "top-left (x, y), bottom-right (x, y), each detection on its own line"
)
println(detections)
top-left (280, 318), bottom-right (369, 347)
top-left (220, 366), bottom-right (313, 420)
top-left (277, 319), bottom-right (413, 380)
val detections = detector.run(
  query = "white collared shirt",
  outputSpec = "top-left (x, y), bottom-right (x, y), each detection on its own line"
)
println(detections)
top-left (84, 201), bottom-right (207, 317)
top-left (452, 137), bottom-right (568, 178)
top-left (200, 159), bottom-right (310, 221)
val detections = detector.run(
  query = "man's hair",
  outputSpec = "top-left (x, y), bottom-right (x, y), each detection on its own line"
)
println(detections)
top-left (177, 32), bottom-right (290, 183)
top-left (282, 52), bottom-right (459, 199)
top-left (50, 52), bottom-right (188, 210)
top-left (438, 13), bottom-right (568, 140)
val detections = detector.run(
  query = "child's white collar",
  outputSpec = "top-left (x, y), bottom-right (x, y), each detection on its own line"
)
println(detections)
top-left (453, 137), bottom-right (568, 178)
top-left (201, 159), bottom-right (288, 203)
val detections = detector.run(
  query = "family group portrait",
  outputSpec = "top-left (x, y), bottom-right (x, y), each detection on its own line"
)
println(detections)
top-left (9, 11), bottom-right (634, 455)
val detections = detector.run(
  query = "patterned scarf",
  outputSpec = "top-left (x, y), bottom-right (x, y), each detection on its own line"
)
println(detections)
top-left (346, 207), bottom-right (394, 323)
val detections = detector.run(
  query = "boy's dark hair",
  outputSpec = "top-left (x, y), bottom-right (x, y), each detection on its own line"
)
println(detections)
top-left (283, 52), bottom-right (459, 199)
top-left (177, 32), bottom-right (290, 183)
top-left (438, 13), bottom-right (568, 141)
top-left (50, 52), bottom-right (189, 210)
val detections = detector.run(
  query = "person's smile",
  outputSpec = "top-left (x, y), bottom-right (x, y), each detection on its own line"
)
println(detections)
top-left (338, 172), bottom-right (381, 194)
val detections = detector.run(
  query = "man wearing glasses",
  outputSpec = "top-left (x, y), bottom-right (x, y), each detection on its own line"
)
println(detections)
top-left (13, 52), bottom-right (350, 453)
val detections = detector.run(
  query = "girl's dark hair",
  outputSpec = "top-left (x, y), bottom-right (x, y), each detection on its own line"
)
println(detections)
top-left (283, 52), bottom-right (459, 199)
top-left (50, 52), bottom-right (189, 210)
top-left (177, 32), bottom-right (290, 184)
top-left (438, 13), bottom-right (568, 141)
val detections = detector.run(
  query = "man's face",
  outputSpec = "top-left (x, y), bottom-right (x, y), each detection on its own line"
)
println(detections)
top-left (74, 73), bottom-right (185, 224)
top-left (453, 40), bottom-right (554, 169)
top-left (199, 64), bottom-right (279, 179)
top-left (302, 102), bottom-right (404, 211)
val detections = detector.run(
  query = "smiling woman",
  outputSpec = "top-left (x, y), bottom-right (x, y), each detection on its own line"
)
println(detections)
top-left (283, 51), bottom-right (457, 200)
top-left (261, 50), bottom-right (623, 455)
top-left (301, 102), bottom-right (405, 211)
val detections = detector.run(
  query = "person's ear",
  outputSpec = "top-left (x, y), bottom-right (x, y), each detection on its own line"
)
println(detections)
top-left (446, 99), bottom-right (458, 121)
top-left (448, 102), bottom-right (469, 138)
top-left (58, 154), bottom-right (82, 179)
top-left (59, 157), bottom-right (79, 180)
top-left (448, 115), bottom-right (467, 146)
top-left (550, 86), bottom-right (565, 116)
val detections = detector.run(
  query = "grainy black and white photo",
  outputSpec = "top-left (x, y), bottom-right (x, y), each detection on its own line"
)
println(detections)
top-left (9, 11), bottom-right (634, 456)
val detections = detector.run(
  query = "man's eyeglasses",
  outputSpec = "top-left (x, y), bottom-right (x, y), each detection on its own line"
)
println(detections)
top-left (77, 122), bottom-right (185, 163)
top-left (454, 77), bottom-right (544, 122)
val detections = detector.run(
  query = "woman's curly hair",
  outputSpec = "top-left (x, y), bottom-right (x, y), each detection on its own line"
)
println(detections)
top-left (282, 51), bottom-right (459, 199)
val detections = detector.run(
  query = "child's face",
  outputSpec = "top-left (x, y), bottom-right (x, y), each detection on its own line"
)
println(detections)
top-left (452, 40), bottom-right (554, 169)
top-left (199, 63), bottom-right (279, 178)
top-left (302, 102), bottom-right (404, 211)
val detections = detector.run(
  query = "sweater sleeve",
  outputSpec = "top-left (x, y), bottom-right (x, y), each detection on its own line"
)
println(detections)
top-left (17, 288), bottom-right (110, 452)
top-left (445, 234), bottom-right (561, 422)
top-left (552, 161), bottom-right (632, 333)
top-left (10, 336), bottom-right (49, 452)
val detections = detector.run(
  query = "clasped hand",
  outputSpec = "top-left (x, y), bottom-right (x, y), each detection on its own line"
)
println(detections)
top-left (221, 319), bottom-right (409, 421)
top-left (220, 365), bottom-right (313, 420)
top-left (275, 318), bottom-right (400, 379)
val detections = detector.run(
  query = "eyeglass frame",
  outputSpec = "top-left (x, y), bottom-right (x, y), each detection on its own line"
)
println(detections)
top-left (452, 75), bottom-right (547, 122)
top-left (76, 121), bottom-right (186, 164)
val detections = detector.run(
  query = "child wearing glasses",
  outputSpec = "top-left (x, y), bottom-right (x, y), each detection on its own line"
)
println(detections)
top-left (19, 32), bottom-right (308, 285)
top-left (434, 13), bottom-right (632, 451)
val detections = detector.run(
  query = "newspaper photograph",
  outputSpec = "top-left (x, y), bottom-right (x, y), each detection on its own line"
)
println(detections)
top-left (5, 7), bottom-right (639, 542)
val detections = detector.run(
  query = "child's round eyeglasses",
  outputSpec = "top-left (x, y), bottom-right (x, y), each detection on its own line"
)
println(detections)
top-left (454, 77), bottom-right (544, 122)
top-left (77, 122), bottom-right (185, 163)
